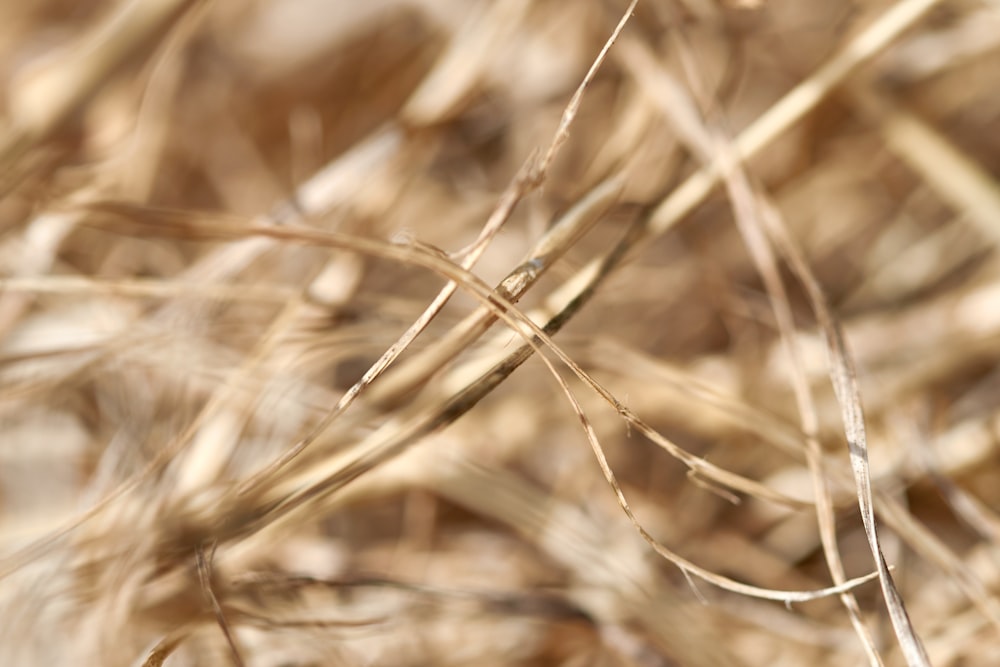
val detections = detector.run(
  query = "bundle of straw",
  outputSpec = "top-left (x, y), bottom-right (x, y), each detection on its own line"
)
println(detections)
top-left (2, 1), bottom-right (999, 665)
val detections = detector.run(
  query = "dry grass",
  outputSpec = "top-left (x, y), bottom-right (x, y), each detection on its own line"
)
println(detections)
top-left (2, 1), bottom-right (1000, 665)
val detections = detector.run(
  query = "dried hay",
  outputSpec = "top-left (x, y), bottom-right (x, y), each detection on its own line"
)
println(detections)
top-left (2, 1), bottom-right (1000, 665)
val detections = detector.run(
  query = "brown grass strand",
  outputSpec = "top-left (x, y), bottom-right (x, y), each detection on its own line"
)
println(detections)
top-left (759, 199), bottom-right (932, 665)
top-left (196, 544), bottom-right (245, 667)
